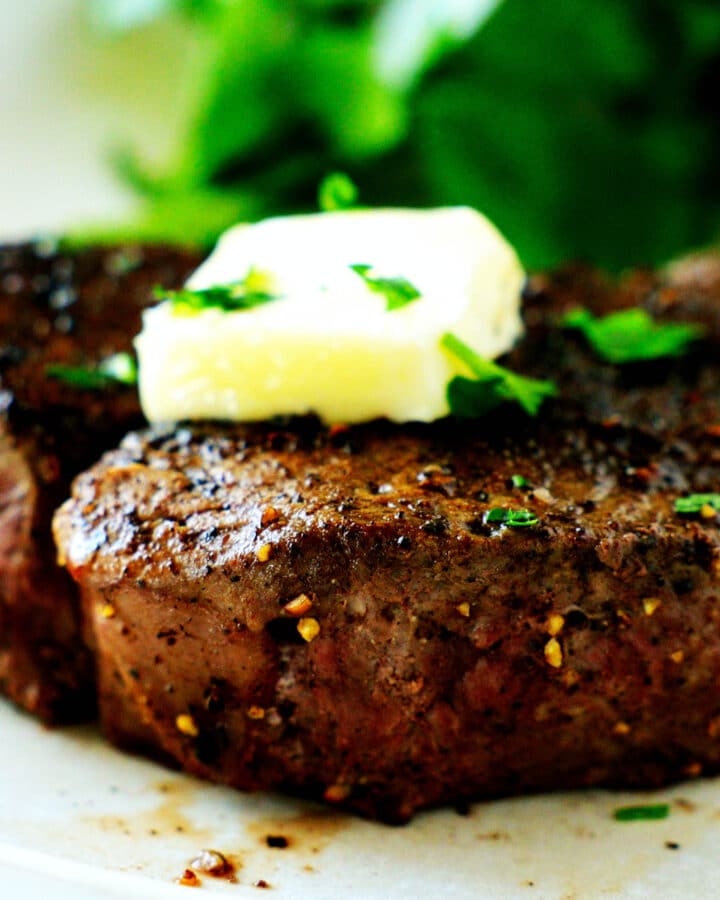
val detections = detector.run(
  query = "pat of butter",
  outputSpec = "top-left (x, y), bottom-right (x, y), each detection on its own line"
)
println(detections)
top-left (136, 207), bottom-right (524, 424)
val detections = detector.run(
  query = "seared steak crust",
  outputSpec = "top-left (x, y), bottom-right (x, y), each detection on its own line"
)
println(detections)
top-left (54, 257), bottom-right (720, 819)
top-left (0, 241), bottom-right (201, 720)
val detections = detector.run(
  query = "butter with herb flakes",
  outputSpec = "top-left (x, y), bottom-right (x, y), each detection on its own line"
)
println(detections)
top-left (136, 207), bottom-right (528, 424)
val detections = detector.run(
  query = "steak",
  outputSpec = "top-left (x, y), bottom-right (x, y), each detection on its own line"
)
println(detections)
top-left (53, 257), bottom-right (720, 820)
top-left (0, 241), bottom-right (201, 721)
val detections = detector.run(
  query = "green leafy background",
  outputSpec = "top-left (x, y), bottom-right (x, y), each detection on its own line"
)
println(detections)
top-left (85, 0), bottom-right (720, 270)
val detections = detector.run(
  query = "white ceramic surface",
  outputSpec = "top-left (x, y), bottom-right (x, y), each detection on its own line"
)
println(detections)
top-left (2, 701), bottom-right (720, 900)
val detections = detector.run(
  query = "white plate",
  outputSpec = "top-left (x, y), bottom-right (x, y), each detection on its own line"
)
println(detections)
top-left (1, 700), bottom-right (719, 899)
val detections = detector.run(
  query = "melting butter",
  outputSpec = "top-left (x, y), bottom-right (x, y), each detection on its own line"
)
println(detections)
top-left (136, 207), bottom-right (524, 424)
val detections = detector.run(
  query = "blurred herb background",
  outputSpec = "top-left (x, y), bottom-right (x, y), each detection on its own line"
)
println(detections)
top-left (87, 0), bottom-right (720, 270)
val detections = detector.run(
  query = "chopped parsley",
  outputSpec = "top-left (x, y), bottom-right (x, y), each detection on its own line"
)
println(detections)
top-left (511, 474), bottom-right (529, 489)
top-left (485, 507), bottom-right (539, 528)
top-left (318, 172), bottom-right (358, 212)
top-left (350, 264), bottom-right (421, 311)
top-left (674, 494), bottom-right (720, 515)
top-left (441, 332), bottom-right (556, 417)
top-left (156, 267), bottom-right (280, 315)
top-left (614, 803), bottom-right (670, 822)
top-left (46, 352), bottom-right (137, 389)
top-left (562, 307), bottom-right (704, 364)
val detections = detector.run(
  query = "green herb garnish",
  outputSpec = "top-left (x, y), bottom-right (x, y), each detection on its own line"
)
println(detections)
top-left (614, 803), bottom-right (670, 822)
top-left (156, 267), bottom-right (280, 315)
top-left (350, 264), bottom-right (421, 312)
top-left (442, 333), bottom-right (556, 418)
top-left (46, 352), bottom-right (137, 389)
top-left (485, 507), bottom-right (539, 528)
top-left (318, 172), bottom-right (359, 212)
top-left (511, 474), bottom-right (529, 489)
top-left (46, 365), bottom-right (112, 390)
top-left (87, 1), bottom-right (720, 271)
top-left (562, 307), bottom-right (704, 364)
top-left (674, 494), bottom-right (720, 515)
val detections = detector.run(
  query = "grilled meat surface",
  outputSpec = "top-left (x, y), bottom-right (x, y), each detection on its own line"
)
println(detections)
top-left (54, 256), bottom-right (720, 819)
top-left (0, 241), bottom-right (201, 721)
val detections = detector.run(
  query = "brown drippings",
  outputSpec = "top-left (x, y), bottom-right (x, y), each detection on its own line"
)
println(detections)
top-left (87, 815), bottom-right (132, 838)
top-left (254, 879), bottom-right (271, 889)
top-left (85, 779), bottom-right (211, 841)
top-left (246, 809), bottom-right (349, 855)
top-left (146, 780), bottom-right (212, 839)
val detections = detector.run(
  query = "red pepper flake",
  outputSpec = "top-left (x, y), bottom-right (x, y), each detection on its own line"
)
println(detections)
top-left (37, 454), bottom-right (61, 484)
top-left (631, 466), bottom-right (655, 485)
top-left (261, 506), bottom-right (282, 527)
top-left (655, 286), bottom-right (680, 308)
top-left (175, 869), bottom-right (201, 887)
top-left (324, 783), bottom-right (351, 803)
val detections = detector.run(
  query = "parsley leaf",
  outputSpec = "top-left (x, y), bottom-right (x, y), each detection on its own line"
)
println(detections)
top-left (674, 494), bottom-right (720, 515)
top-left (441, 332), bottom-right (556, 417)
top-left (562, 307), bottom-right (704, 364)
top-left (318, 173), bottom-right (359, 212)
top-left (350, 264), bottom-right (421, 311)
top-left (485, 507), bottom-right (539, 528)
top-left (86, 2), bottom-right (720, 270)
top-left (46, 352), bottom-right (138, 390)
top-left (156, 267), bottom-right (280, 314)
top-left (614, 804), bottom-right (670, 822)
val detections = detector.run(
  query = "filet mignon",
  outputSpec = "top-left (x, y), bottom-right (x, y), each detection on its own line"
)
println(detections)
top-left (53, 257), bottom-right (720, 818)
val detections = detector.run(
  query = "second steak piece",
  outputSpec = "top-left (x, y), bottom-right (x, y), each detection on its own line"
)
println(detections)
top-left (0, 241), bottom-right (201, 721)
